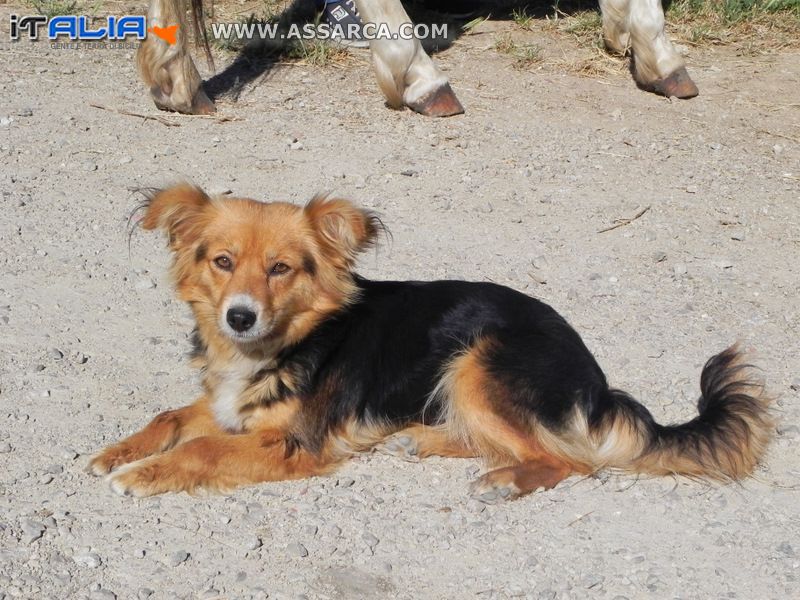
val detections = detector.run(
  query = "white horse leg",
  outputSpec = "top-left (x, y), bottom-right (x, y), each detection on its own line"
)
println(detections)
top-left (353, 0), bottom-right (464, 117)
top-left (599, 0), bottom-right (630, 55)
top-left (137, 0), bottom-right (215, 114)
top-left (624, 0), bottom-right (698, 98)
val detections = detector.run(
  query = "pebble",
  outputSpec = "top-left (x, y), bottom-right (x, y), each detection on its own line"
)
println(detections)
top-left (21, 519), bottom-right (45, 544)
top-left (49, 348), bottom-right (64, 359)
top-left (730, 230), bottom-right (746, 241)
top-left (0, 442), bottom-right (11, 453)
top-left (137, 588), bottom-right (154, 599)
top-left (133, 549), bottom-right (146, 559)
top-left (673, 263), bottom-right (688, 276)
top-left (60, 448), bottom-right (79, 460)
top-left (362, 532), bottom-right (379, 549)
top-left (245, 536), bottom-right (262, 551)
top-left (685, 185), bottom-right (698, 194)
top-left (90, 590), bottom-right (116, 600)
top-left (337, 477), bottom-right (355, 488)
top-left (169, 550), bottom-right (190, 567)
top-left (790, 379), bottom-right (800, 391)
top-left (652, 251), bottom-right (667, 263)
top-left (287, 542), bottom-right (308, 557)
top-left (290, 140), bottom-right (304, 150)
top-left (777, 542), bottom-right (794, 557)
top-left (74, 552), bottom-right (102, 568)
top-left (134, 277), bottom-right (157, 291)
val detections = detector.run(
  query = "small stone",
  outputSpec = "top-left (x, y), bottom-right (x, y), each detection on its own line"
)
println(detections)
top-left (290, 140), bottom-right (304, 150)
top-left (245, 536), bottom-right (262, 551)
top-left (400, 169), bottom-right (418, 177)
top-left (169, 550), bottom-right (190, 567)
top-left (362, 532), bottom-right (379, 548)
top-left (16, 108), bottom-right (33, 118)
top-left (21, 519), bottom-right (45, 543)
top-left (137, 588), bottom-right (154, 599)
top-left (714, 258), bottom-right (734, 269)
top-left (133, 549), bottom-right (146, 559)
top-left (336, 477), bottom-right (355, 488)
top-left (287, 542), bottom-right (308, 557)
top-left (652, 251), bottom-right (667, 263)
top-left (730, 230), bottom-right (746, 241)
top-left (60, 448), bottom-right (79, 460)
top-left (49, 348), bottom-right (64, 359)
top-left (74, 552), bottom-right (102, 568)
top-left (685, 185), bottom-right (698, 194)
top-left (134, 277), bottom-right (156, 291)
top-left (790, 379), bottom-right (800, 391)
top-left (0, 117), bottom-right (12, 127)
top-left (673, 263), bottom-right (688, 276)
top-left (777, 542), bottom-right (795, 557)
top-left (39, 474), bottom-right (54, 485)
top-left (90, 590), bottom-right (117, 600)
top-left (0, 442), bottom-right (11, 453)
top-left (47, 464), bottom-right (64, 474)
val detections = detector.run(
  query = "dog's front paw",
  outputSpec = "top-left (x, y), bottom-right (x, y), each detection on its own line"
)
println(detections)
top-left (87, 444), bottom-right (141, 476)
top-left (106, 458), bottom-right (181, 497)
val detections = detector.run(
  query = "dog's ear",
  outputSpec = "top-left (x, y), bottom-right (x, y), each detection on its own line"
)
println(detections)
top-left (140, 184), bottom-right (210, 249)
top-left (305, 196), bottom-right (380, 266)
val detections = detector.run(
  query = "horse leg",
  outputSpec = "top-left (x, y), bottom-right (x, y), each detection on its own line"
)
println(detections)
top-left (353, 0), bottom-right (464, 117)
top-left (137, 0), bottom-right (216, 114)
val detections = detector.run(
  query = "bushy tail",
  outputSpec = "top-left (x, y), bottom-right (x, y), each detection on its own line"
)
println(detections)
top-left (594, 346), bottom-right (774, 480)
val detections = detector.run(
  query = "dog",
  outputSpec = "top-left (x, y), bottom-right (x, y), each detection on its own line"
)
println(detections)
top-left (89, 184), bottom-right (773, 498)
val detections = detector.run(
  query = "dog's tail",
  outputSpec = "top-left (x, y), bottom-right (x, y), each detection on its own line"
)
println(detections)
top-left (566, 346), bottom-right (774, 480)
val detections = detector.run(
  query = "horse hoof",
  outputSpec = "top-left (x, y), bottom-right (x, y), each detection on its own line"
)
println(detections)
top-left (191, 88), bottom-right (216, 115)
top-left (407, 83), bottom-right (465, 117)
top-left (646, 67), bottom-right (699, 99)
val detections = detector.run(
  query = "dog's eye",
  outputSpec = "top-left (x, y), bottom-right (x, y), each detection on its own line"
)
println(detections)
top-left (213, 256), bottom-right (233, 271)
top-left (270, 262), bottom-right (290, 275)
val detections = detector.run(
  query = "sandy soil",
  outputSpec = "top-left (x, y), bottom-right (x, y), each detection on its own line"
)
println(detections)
top-left (1, 3), bottom-right (799, 599)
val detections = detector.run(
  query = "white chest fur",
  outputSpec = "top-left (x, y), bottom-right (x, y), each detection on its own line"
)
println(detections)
top-left (210, 356), bottom-right (269, 432)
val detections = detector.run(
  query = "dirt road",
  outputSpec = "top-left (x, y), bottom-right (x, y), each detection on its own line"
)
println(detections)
top-left (1, 4), bottom-right (799, 598)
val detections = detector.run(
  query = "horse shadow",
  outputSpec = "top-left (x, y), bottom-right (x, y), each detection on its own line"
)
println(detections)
top-left (203, 0), bottom-right (611, 104)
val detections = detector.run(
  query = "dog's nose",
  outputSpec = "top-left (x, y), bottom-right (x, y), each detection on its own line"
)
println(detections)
top-left (226, 307), bottom-right (257, 332)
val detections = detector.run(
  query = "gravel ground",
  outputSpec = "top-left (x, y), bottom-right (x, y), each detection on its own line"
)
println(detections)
top-left (1, 4), bottom-right (799, 599)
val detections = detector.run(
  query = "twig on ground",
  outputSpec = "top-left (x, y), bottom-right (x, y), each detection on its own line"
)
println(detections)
top-left (89, 103), bottom-right (182, 127)
top-left (756, 128), bottom-right (800, 144)
top-left (566, 510), bottom-right (594, 527)
top-left (598, 205), bottom-right (651, 233)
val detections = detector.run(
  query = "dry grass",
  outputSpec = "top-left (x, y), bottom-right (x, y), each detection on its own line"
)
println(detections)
top-left (494, 32), bottom-right (544, 68)
top-left (667, 0), bottom-right (800, 49)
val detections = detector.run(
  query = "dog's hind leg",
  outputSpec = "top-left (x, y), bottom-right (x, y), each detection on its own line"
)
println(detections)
top-left (469, 458), bottom-right (572, 503)
top-left (88, 396), bottom-right (222, 475)
top-left (378, 424), bottom-right (476, 461)
top-left (433, 337), bottom-right (589, 500)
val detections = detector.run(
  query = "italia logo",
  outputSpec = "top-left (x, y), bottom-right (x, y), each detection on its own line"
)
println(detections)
top-left (9, 14), bottom-right (148, 41)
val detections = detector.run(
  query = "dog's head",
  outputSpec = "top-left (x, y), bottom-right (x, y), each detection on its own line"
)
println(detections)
top-left (139, 183), bottom-right (380, 352)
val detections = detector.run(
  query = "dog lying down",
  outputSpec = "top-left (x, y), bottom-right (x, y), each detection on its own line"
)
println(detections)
top-left (89, 184), bottom-right (773, 499)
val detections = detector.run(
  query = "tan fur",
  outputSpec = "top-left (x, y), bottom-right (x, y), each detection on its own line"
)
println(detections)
top-left (91, 185), bottom-right (379, 496)
top-left (88, 395), bottom-right (222, 475)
